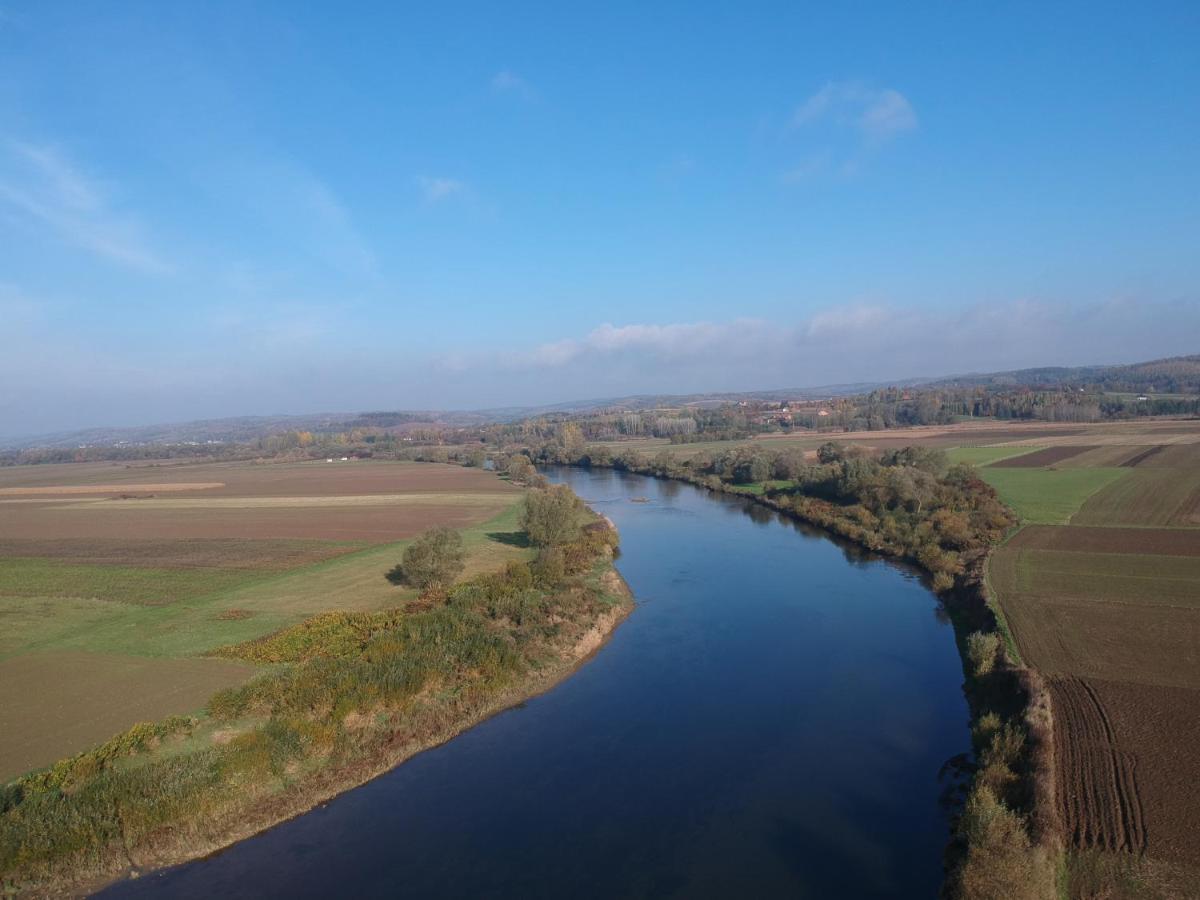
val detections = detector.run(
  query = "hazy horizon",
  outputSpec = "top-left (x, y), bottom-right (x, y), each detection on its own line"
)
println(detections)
top-left (2, 2), bottom-right (1198, 437)
top-left (4, 344), bottom-right (1194, 443)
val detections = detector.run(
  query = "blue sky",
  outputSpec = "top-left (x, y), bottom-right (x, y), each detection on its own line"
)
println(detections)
top-left (1, 1), bottom-right (1198, 436)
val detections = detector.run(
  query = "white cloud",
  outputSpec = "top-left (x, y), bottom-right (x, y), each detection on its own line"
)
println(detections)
top-left (785, 82), bottom-right (916, 182)
top-left (503, 320), bottom-right (767, 370)
top-left (437, 299), bottom-right (1200, 400)
top-left (491, 70), bottom-right (535, 99)
top-left (858, 88), bottom-right (917, 141)
top-left (0, 140), bottom-right (172, 274)
top-left (781, 152), bottom-right (832, 183)
top-left (292, 170), bottom-right (376, 275)
top-left (224, 159), bottom-right (376, 278)
top-left (417, 176), bottom-right (467, 202)
top-left (793, 81), bottom-right (917, 142)
top-left (803, 304), bottom-right (891, 337)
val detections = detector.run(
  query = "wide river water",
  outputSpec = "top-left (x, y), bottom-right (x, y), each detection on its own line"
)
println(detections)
top-left (101, 467), bottom-right (970, 898)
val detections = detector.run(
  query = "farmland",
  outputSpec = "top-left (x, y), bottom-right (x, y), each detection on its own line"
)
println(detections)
top-left (0, 460), bottom-right (527, 782)
top-left (936, 418), bottom-right (1200, 897)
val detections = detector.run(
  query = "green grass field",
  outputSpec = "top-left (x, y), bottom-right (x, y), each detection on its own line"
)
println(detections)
top-left (977, 466), bottom-right (1129, 524)
top-left (945, 445), bottom-right (1044, 466)
top-left (0, 502), bottom-right (528, 662)
top-left (0, 558), bottom-right (263, 606)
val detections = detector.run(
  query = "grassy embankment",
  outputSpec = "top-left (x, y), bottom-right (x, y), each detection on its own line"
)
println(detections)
top-left (1, 489), bottom-right (632, 895)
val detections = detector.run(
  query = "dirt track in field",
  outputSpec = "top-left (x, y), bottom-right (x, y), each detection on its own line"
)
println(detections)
top-left (1051, 676), bottom-right (1145, 854)
top-left (1120, 445), bottom-right (1166, 467)
top-left (1051, 676), bottom-right (1200, 866)
top-left (0, 482), bottom-right (225, 495)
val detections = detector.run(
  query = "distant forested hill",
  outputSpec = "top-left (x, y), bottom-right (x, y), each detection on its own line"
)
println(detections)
top-left (928, 355), bottom-right (1200, 394)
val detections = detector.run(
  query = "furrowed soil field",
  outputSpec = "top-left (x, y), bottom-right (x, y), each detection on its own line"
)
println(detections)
top-left (1072, 466), bottom-right (1200, 527)
top-left (942, 417), bottom-right (1200, 896)
top-left (0, 460), bottom-right (528, 782)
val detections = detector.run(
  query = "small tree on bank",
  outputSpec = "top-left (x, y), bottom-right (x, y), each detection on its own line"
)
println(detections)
top-left (966, 630), bottom-right (1000, 678)
top-left (399, 526), bottom-right (465, 591)
top-left (521, 484), bottom-right (583, 547)
top-left (505, 454), bottom-right (534, 483)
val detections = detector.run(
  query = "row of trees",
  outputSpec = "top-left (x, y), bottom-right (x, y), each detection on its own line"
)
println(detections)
top-left (527, 440), bottom-right (1014, 594)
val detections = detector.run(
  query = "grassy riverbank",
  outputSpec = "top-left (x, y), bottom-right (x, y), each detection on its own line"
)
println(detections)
top-left (0, 492), bottom-right (632, 896)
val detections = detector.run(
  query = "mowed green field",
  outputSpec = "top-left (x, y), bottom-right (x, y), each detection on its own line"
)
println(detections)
top-left (975, 466), bottom-right (1129, 524)
top-left (0, 460), bottom-right (528, 781)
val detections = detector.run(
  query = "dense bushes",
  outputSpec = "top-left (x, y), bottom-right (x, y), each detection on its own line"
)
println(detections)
top-left (967, 631), bottom-right (1000, 678)
top-left (397, 526), bottom-right (465, 591)
top-left (520, 484), bottom-right (585, 547)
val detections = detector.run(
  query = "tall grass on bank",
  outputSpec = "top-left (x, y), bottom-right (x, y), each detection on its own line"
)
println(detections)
top-left (1, 509), bottom-right (623, 892)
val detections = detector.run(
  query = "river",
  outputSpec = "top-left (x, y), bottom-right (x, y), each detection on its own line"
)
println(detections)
top-left (100, 466), bottom-right (970, 898)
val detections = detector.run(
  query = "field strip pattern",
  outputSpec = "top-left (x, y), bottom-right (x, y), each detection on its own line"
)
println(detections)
top-left (1052, 677), bottom-right (1146, 855)
top-left (48, 492), bottom-right (511, 510)
top-left (0, 482), bottom-right (226, 495)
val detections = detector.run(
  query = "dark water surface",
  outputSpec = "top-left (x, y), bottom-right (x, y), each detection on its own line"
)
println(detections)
top-left (100, 468), bottom-right (969, 899)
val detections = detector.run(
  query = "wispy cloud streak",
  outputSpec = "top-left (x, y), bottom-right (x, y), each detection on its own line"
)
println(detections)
top-left (0, 141), bottom-right (171, 273)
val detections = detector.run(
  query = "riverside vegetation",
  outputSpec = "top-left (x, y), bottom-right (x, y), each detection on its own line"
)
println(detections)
top-left (0, 483), bottom-right (631, 895)
top-left (507, 439), bottom-right (1059, 900)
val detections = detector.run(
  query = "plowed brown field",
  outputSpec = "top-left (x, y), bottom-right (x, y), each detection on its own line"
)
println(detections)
top-left (1051, 676), bottom-right (1145, 854)
top-left (1052, 676), bottom-right (1200, 866)
top-left (1005, 525), bottom-right (1200, 556)
top-left (0, 459), bottom-right (515, 497)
